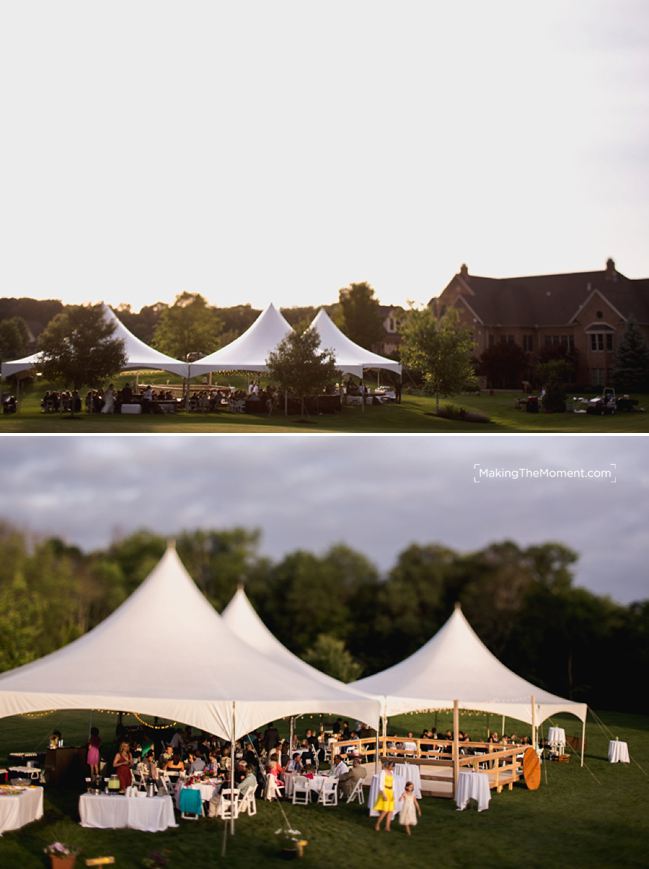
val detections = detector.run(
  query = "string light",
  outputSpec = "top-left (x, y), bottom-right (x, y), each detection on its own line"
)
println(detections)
top-left (133, 713), bottom-right (177, 730)
top-left (19, 710), bottom-right (55, 719)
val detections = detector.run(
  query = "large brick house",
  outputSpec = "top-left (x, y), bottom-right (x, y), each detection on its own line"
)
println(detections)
top-left (429, 259), bottom-right (649, 387)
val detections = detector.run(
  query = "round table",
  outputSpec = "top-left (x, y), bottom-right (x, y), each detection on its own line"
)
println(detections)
top-left (0, 786), bottom-right (44, 835)
top-left (608, 740), bottom-right (630, 764)
top-left (455, 771), bottom-right (490, 812)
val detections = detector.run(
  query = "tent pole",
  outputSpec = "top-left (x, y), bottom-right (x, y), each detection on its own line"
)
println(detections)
top-left (289, 716), bottom-right (294, 755)
top-left (230, 702), bottom-right (236, 836)
top-left (361, 374), bottom-right (365, 413)
top-left (580, 715), bottom-right (586, 768)
top-left (452, 700), bottom-right (459, 798)
top-left (531, 695), bottom-right (536, 749)
top-left (501, 715), bottom-right (505, 738)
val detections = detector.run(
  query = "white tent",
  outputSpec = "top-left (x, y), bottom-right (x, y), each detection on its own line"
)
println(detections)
top-left (1, 304), bottom-right (188, 379)
top-left (352, 606), bottom-right (587, 727)
top-left (308, 309), bottom-right (402, 378)
top-left (0, 546), bottom-right (379, 739)
top-left (190, 303), bottom-right (293, 375)
top-left (223, 586), bottom-right (362, 692)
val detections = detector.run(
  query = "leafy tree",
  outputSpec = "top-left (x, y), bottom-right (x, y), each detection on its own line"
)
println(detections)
top-left (38, 304), bottom-right (127, 392)
top-left (400, 308), bottom-right (476, 412)
top-left (0, 316), bottom-right (29, 363)
top-left (303, 634), bottom-right (362, 682)
top-left (115, 302), bottom-right (168, 344)
top-left (478, 341), bottom-right (529, 389)
top-left (266, 328), bottom-right (339, 416)
top-left (338, 282), bottom-right (384, 350)
top-left (613, 316), bottom-right (649, 392)
top-left (153, 292), bottom-right (221, 360)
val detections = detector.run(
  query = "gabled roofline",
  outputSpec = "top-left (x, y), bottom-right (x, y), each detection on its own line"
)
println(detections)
top-left (568, 288), bottom-right (628, 325)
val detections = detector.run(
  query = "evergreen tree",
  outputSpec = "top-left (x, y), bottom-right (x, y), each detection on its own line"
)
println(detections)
top-left (613, 317), bottom-right (649, 392)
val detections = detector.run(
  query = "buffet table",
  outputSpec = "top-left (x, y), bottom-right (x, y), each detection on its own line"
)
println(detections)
top-left (0, 786), bottom-right (44, 835)
top-left (79, 794), bottom-right (177, 832)
top-left (455, 771), bottom-right (490, 812)
top-left (547, 727), bottom-right (566, 754)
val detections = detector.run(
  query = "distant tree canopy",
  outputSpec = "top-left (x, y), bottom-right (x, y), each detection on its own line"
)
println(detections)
top-left (0, 316), bottom-right (29, 363)
top-left (153, 292), bottom-right (222, 360)
top-left (37, 304), bottom-right (127, 391)
top-left (0, 523), bottom-right (645, 713)
top-left (338, 282), bottom-right (384, 350)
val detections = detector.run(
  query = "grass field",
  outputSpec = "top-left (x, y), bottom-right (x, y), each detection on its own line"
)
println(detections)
top-left (0, 709), bottom-right (647, 868)
top-left (2, 380), bottom-right (648, 433)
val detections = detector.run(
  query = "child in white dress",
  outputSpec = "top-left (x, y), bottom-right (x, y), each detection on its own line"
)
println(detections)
top-left (398, 781), bottom-right (421, 835)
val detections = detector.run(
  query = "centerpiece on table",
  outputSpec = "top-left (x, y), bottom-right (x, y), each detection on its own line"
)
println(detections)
top-left (44, 841), bottom-right (79, 869)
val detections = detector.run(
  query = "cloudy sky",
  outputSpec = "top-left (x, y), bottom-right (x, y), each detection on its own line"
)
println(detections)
top-left (2, 435), bottom-right (647, 604)
top-left (0, 1), bottom-right (647, 310)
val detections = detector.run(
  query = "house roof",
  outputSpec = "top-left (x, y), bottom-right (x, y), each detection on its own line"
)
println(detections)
top-left (432, 264), bottom-right (649, 327)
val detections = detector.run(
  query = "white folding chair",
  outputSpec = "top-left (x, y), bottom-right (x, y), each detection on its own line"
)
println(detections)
top-left (317, 778), bottom-right (338, 806)
top-left (239, 788), bottom-right (257, 816)
top-left (346, 778), bottom-right (365, 805)
top-left (218, 788), bottom-right (240, 820)
top-left (264, 776), bottom-right (284, 801)
top-left (292, 776), bottom-right (310, 805)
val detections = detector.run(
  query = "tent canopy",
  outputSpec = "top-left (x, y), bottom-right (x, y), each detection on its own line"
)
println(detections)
top-left (0, 546), bottom-right (379, 739)
top-left (1, 304), bottom-right (188, 379)
top-left (352, 606), bottom-right (586, 725)
top-left (308, 309), bottom-right (402, 378)
top-left (191, 303), bottom-right (293, 375)
top-left (223, 586), bottom-right (373, 698)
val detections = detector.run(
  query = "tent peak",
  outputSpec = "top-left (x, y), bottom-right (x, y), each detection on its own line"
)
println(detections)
top-left (166, 539), bottom-right (176, 551)
top-left (454, 601), bottom-right (462, 611)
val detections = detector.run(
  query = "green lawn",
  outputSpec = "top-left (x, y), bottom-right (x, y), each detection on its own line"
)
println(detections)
top-left (2, 381), bottom-right (648, 432)
top-left (1, 710), bottom-right (647, 868)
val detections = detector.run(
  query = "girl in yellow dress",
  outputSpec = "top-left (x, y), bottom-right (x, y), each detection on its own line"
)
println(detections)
top-left (373, 761), bottom-right (396, 831)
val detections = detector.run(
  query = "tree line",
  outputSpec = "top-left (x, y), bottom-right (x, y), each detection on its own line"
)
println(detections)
top-left (0, 523), bottom-right (646, 713)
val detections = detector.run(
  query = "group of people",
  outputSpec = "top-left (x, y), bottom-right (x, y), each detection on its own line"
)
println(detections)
top-left (40, 390), bottom-right (82, 413)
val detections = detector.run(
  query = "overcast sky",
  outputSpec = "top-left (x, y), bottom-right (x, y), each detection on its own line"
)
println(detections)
top-left (2, 435), bottom-right (647, 604)
top-left (0, 1), bottom-right (647, 310)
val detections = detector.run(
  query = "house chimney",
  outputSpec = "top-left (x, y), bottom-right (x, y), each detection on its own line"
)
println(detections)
top-left (605, 257), bottom-right (617, 281)
top-left (459, 263), bottom-right (469, 278)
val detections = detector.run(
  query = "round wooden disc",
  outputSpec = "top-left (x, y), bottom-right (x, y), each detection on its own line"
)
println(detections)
top-left (523, 747), bottom-right (541, 790)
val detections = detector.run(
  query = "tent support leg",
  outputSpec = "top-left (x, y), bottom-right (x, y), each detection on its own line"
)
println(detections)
top-left (230, 702), bottom-right (236, 836)
top-left (452, 700), bottom-right (459, 798)
top-left (531, 695), bottom-right (537, 749)
top-left (580, 716), bottom-right (586, 768)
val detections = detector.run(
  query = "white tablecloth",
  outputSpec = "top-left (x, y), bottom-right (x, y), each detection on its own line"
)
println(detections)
top-left (608, 740), bottom-right (630, 764)
top-left (284, 773), bottom-right (328, 798)
top-left (368, 773), bottom-right (408, 819)
top-left (176, 781), bottom-right (219, 807)
top-left (547, 727), bottom-right (566, 750)
top-left (79, 794), bottom-right (178, 832)
top-left (455, 771), bottom-right (491, 812)
top-left (121, 403), bottom-right (142, 414)
top-left (394, 763), bottom-right (422, 798)
top-left (0, 787), bottom-right (44, 835)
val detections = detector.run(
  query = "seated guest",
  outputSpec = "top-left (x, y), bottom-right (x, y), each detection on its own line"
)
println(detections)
top-left (164, 753), bottom-right (185, 773)
top-left (158, 745), bottom-right (173, 768)
top-left (144, 750), bottom-right (159, 781)
top-left (187, 751), bottom-right (206, 775)
top-left (488, 731), bottom-right (500, 744)
top-left (205, 751), bottom-right (220, 775)
top-left (329, 754), bottom-right (349, 778)
top-left (267, 753), bottom-right (283, 780)
top-left (49, 730), bottom-right (63, 749)
top-left (339, 757), bottom-right (366, 797)
top-left (238, 764), bottom-right (258, 796)
top-left (286, 752), bottom-right (303, 774)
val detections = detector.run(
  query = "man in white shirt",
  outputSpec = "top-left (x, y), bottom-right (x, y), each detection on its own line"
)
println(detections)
top-left (329, 754), bottom-right (349, 778)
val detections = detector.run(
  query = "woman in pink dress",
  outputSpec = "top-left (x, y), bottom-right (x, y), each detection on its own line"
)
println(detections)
top-left (87, 726), bottom-right (102, 777)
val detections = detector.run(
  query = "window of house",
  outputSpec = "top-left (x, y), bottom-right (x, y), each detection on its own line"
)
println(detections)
top-left (590, 368), bottom-right (605, 386)
top-left (587, 324), bottom-right (614, 353)
top-left (387, 318), bottom-right (395, 333)
top-left (523, 335), bottom-right (534, 352)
